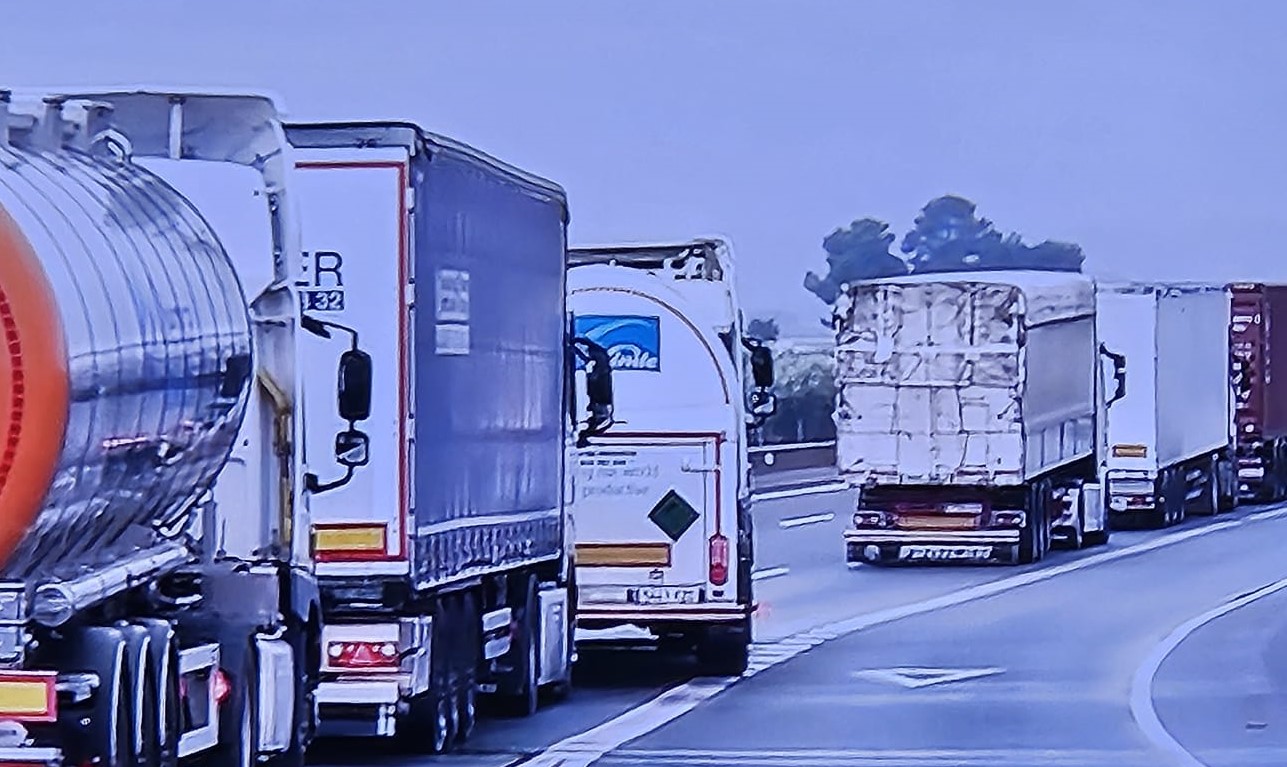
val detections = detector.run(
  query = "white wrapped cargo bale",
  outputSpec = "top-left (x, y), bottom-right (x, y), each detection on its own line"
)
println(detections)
top-left (835, 270), bottom-right (1097, 487)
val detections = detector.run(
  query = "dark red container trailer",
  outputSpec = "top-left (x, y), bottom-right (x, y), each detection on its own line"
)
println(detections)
top-left (1229, 283), bottom-right (1287, 500)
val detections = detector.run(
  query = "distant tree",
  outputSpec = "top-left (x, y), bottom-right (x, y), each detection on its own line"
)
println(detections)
top-left (758, 348), bottom-right (837, 444)
top-left (900, 195), bottom-right (1011, 273)
top-left (900, 195), bottom-right (1082, 274)
top-left (746, 317), bottom-right (780, 342)
top-left (1020, 240), bottom-right (1085, 271)
top-left (804, 218), bottom-right (908, 305)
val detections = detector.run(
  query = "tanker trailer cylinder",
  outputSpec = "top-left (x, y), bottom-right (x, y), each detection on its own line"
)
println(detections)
top-left (0, 131), bottom-right (253, 586)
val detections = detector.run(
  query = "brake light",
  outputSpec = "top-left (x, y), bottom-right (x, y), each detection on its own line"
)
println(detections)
top-left (708, 534), bottom-right (729, 586)
top-left (212, 669), bottom-right (232, 706)
top-left (326, 640), bottom-right (400, 670)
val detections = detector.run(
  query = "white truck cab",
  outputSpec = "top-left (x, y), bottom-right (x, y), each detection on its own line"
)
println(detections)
top-left (568, 239), bottom-right (774, 676)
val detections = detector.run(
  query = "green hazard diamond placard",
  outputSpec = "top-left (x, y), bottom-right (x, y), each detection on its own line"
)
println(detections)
top-left (648, 489), bottom-right (700, 542)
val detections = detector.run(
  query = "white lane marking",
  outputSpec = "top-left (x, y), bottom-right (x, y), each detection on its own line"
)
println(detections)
top-left (852, 666), bottom-right (1005, 689)
top-left (520, 679), bottom-right (737, 767)
top-left (753, 482), bottom-right (849, 502)
top-left (1130, 575), bottom-right (1287, 766)
top-left (608, 747), bottom-right (1159, 766)
top-left (778, 512), bottom-right (836, 529)
top-left (750, 566), bottom-right (791, 582)
top-left (530, 510), bottom-right (1284, 766)
top-left (1246, 506), bottom-right (1287, 522)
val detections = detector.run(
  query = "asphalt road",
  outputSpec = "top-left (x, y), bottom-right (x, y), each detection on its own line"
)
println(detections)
top-left (312, 487), bottom-right (1287, 767)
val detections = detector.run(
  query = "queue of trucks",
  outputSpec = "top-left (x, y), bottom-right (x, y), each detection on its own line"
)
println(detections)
top-left (836, 270), bottom-right (1287, 566)
top-left (7, 80), bottom-right (1286, 767)
top-left (0, 87), bottom-right (774, 765)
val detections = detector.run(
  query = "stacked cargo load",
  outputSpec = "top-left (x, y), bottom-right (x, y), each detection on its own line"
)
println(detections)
top-left (836, 270), bottom-right (1113, 566)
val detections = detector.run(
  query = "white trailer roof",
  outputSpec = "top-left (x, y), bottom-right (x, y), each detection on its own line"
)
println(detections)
top-left (851, 269), bottom-right (1095, 327)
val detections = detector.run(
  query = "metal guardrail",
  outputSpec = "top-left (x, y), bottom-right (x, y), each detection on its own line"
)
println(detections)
top-left (748, 441), bottom-right (836, 474)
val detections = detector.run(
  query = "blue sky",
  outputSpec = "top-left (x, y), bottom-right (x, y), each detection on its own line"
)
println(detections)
top-left (4, 1), bottom-right (1286, 334)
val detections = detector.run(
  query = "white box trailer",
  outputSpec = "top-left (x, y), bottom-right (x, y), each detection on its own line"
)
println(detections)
top-left (838, 270), bottom-right (1116, 565)
top-left (1097, 283), bottom-right (1236, 526)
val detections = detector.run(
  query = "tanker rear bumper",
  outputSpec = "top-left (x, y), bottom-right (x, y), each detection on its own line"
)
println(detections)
top-left (576, 602), bottom-right (752, 631)
top-left (844, 529), bottom-right (1021, 565)
top-left (0, 746), bottom-right (61, 766)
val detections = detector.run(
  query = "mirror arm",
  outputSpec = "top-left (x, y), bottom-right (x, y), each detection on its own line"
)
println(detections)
top-left (305, 465), bottom-right (356, 495)
top-left (302, 312), bottom-right (361, 350)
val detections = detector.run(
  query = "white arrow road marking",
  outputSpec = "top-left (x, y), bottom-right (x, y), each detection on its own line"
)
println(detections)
top-left (852, 666), bottom-right (1005, 689)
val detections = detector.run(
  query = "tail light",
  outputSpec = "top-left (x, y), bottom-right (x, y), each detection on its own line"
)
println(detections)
top-left (992, 511), bottom-right (1026, 527)
top-left (852, 512), bottom-right (888, 528)
top-left (211, 669), bottom-right (232, 706)
top-left (708, 534), bottom-right (729, 586)
top-left (326, 640), bottom-right (400, 670)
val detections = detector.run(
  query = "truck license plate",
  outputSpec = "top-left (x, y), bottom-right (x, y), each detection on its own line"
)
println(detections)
top-left (898, 545), bottom-right (993, 562)
top-left (627, 586), bottom-right (700, 605)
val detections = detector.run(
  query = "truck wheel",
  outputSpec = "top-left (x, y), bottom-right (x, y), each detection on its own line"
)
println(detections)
top-left (398, 693), bottom-right (452, 754)
top-left (695, 620), bottom-right (750, 677)
top-left (208, 643), bottom-right (258, 767)
top-left (1198, 461), bottom-right (1220, 516)
top-left (104, 664), bottom-right (133, 767)
top-left (1217, 456), bottom-right (1237, 512)
top-left (1146, 470), bottom-right (1171, 528)
top-left (496, 575), bottom-right (540, 717)
top-left (1020, 481), bottom-right (1049, 564)
top-left (455, 593), bottom-right (480, 743)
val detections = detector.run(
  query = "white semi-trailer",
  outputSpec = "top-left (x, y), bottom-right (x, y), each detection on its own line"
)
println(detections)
top-left (1096, 283), bottom-right (1237, 526)
top-left (0, 89), bottom-right (354, 767)
top-left (282, 122), bottom-right (612, 753)
top-left (837, 271), bottom-right (1118, 565)
top-left (567, 240), bottom-right (776, 675)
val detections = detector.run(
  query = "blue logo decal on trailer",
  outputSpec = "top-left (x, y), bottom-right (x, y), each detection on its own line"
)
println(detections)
top-left (574, 315), bottom-right (661, 372)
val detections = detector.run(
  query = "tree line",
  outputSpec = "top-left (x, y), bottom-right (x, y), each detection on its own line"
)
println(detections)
top-left (803, 194), bottom-right (1085, 305)
top-left (747, 194), bottom-right (1087, 446)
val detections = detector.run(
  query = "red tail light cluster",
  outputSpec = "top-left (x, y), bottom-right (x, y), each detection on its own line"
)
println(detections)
top-left (708, 534), bottom-right (729, 586)
top-left (212, 668), bottom-right (232, 706)
top-left (327, 640), bottom-right (400, 670)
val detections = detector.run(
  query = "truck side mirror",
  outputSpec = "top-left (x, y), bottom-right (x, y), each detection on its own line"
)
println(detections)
top-left (338, 349), bottom-right (373, 423)
top-left (335, 429), bottom-right (370, 468)
top-left (1100, 343), bottom-right (1127, 407)
top-left (750, 345), bottom-right (775, 389)
top-left (571, 336), bottom-right (615, 446)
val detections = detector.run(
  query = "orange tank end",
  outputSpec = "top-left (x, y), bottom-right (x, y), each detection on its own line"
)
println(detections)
top-left (0, 204), bottom-right (69, 570)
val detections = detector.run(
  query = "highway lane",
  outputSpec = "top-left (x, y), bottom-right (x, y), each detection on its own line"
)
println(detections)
top-left (594, 506), bottom-right (1287, 767)
top-left (1152, 572), bottom-right (1287, 765)
top-left (309, 484), bottom-right (860, 765)
top-left (313, 490), bottom-right (1287, 766)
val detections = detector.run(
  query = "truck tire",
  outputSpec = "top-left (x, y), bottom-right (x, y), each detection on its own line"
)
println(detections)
top-left (1197, 460), bottom-right (1220, 516)
top-left (1146, 469), bottom-right (1174, 528)
top-left (1213, 455), bottom-right (1233, 512)
top-left (455, 593), bottom-right (480, 743)
top-left (1019, 481), bottom-right (1050, 564)
top-left (696, 619), bottom-right (750, 677)
top-left (206, 641), bottom-right (258, 767)
top-left (397, 692), bottom-right (452, 754)
top-left (496, 574), bottom-right (540, 717)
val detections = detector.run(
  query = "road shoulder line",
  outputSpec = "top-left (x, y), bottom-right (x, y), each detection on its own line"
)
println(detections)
top-left (1129, 575), bottom-right (1287, 766)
